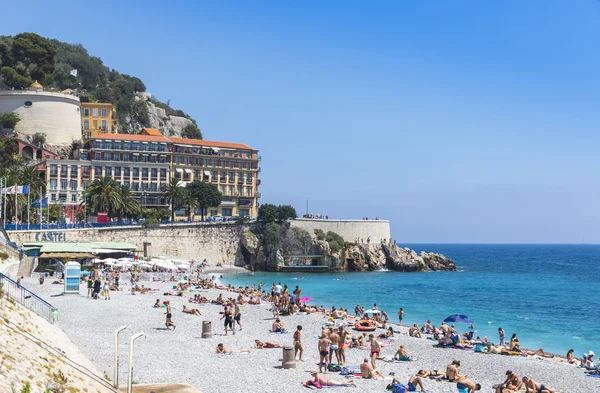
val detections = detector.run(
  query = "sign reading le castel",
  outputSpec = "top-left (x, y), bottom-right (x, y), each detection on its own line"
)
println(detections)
top-left (35, 232), bottom-right (67, 242)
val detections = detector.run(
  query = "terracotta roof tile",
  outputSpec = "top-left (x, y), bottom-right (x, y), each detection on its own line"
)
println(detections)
top-left (139, 128), bottom-right (163, 136)
top-left (167, 137), bottom-right (256, 151)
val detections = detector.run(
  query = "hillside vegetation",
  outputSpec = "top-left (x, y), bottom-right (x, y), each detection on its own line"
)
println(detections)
top-left (0, 32), bottom-right (201, 137)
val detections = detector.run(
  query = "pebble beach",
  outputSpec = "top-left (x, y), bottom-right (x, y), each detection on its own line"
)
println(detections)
top-left (22, 272), bottom-right (600, 393)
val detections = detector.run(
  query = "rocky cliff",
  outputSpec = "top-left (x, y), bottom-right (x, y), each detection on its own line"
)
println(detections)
top-left (235, 228), bottom-right (457, 273)
top-left (125, 92), bottom-right (195, 136)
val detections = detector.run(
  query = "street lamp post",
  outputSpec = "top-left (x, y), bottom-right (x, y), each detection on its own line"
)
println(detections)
top-left (113, 325), bottom-right (128, 389)
top-left (127, 332), bottom-right (144, 393)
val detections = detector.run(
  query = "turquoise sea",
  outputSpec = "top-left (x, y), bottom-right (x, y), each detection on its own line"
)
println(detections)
top-left (223, 244), bottom-right (600, 356)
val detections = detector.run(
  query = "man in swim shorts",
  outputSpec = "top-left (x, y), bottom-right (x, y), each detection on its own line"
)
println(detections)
top-left (328, 328), bottom-right (340, 365)
top-left (338, 327), bottom-right (348, 365)
top-left (522, 377), bottom-right (555, 393)
top-left (318, 334), bottom-right (332, 373)
top-left (164, 301), bottom-right (176, 330)
top-left (368, 334), bottom-right (381, 369)
top-left (360, 357), bottom-right (384, 379)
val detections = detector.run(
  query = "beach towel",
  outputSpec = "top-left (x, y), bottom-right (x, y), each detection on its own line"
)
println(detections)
top-left (303, 382), bottom-right (355, 389)
top-left (269, 330), bottom-right (290, 334)
top-left (340, 366), bottom-right (361, 375)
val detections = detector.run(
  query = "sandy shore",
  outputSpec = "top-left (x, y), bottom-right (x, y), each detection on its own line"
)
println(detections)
top-left (21, 274), bottom-right (599, 393)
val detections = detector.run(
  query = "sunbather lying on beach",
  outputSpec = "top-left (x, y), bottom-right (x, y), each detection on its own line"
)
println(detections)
top-left (254, 340), bottom-right (281, 348)
top-left (522, 377), bottom-right (555, 393)
top-left (360, 358), bottom-right (384, 379)
top-left (309, 371), bottom-right (356, 387)
top-left (182, 305), bottom-right (201, 315)
top-left (524, 348), bottom-right (554, 358)
top-left (417, 369), bottom-right (446, 377)
top-left (386, 375), bottom-right (426, 392)
top-left (216, 343), bottom-right (250, 354)
top-left (456, 376), bottom-right (481, 392)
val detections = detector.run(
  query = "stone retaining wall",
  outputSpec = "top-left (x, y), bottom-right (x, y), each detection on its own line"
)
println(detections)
top-left (290, 218), bottom-right (391, 242)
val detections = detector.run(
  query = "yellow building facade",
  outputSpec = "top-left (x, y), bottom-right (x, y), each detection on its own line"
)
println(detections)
top-left (81, 102), bottom-right (118, 138)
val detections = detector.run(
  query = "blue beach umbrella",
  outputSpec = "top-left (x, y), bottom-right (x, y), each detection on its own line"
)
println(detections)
top-left (444, 314), bottom-right (473, 324)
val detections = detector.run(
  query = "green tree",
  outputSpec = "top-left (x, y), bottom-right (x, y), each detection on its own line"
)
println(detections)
top-left (0, 112), bottom-right (20, 129)
top-left (258, 203), bottom-right (277, 223)
top-left (186, 180), bottom-right (222, 221)
top-left (82, 176), bottom-right (121, 217)
top-left (114, 184), bottom-right (140, 219)
top-left (276, 205), bottom-right (297, 221)
top-left (326, 231), bottom-right (345, 253)
top-left (161, 177), bottom-right (185, 222)
top-left (314, 228), bottom-right (326, 241)
top-left (31, 132), bottom-right (46, 146)
top-left (181, 124), bottom-right (203, 140)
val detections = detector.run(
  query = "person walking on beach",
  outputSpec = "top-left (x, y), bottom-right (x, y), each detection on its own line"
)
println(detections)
top-left (164, 301), bottom-right (176, 330)
top-left (397, 308), bottom-right (404, 325)
top-left (368, 334), bottom-right (381, 369)
top-left (87, 277), bottom-right (93, 297)
top-left (498, 327), bottom-right (505, 347)
top-left (318, 333), bottom-right (332, 373)
top-left (234, 302), bottom-right (242, 331)
top-left (294, 325), bottom-right (304, 361)
top-left (221, 306), bottom-right (235, 335)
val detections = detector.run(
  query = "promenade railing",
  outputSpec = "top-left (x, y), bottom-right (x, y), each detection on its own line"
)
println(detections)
top-left (0, 272), bottom-right (57, 323)
top-left (4, 217), bottom-right (248, 231)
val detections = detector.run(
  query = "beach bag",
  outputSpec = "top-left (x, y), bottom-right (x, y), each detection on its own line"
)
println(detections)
top-left (474, 344), bottom-right (486, 352)
top-left (100, 290), bottom-right (106, 297)
top-left (328, 364), bottom-right (341, 372)
top-left (391, 383), bottom-right (406, 393)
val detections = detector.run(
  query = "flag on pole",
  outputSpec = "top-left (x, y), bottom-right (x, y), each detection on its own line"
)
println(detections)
top-left (32, 197), bottom-right (48, 208)
top-left (70, 69), bottom-right (78, 77)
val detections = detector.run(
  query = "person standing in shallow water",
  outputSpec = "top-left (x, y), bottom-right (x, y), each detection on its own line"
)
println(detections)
top-left (498, 327), bottom-right (505, 347)
top-left (398, 308), bottom-right (404, 325)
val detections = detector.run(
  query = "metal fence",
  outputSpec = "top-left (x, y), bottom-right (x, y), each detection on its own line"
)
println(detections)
top-left (0, 272), bottom-right (57, 323)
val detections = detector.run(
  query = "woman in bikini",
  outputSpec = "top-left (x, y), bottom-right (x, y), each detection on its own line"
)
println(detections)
top-left (293, 325), bottom-right (304, 361)
top-left (417, 369), bottom-right (446, 377)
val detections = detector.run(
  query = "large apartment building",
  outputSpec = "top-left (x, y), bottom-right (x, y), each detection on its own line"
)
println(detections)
top-left (169, 137), bottom-right (261, 217)
top-left (42, 131), bottom-right (261, 220)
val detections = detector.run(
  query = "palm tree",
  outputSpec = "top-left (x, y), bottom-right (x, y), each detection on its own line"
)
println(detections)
top-left (18, 165), bottom-right (45, 200)
top-left (161, 177), bottom-right (184, 222)
top-left (82, 176), bottom-right (121, 217)
top-left (182, 189), bottom-right (198, 221)
top-left (115, 184), bottom-right (140, 220)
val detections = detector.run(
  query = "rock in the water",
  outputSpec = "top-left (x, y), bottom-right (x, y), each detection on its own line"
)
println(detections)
top-left (419, 251), bottom-right (457, 271)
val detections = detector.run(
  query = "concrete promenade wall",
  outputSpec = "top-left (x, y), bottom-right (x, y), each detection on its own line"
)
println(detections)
top-left (290, 218), bottom-right (390, 242)
top-left (7, 224), bottom-right (252, 265)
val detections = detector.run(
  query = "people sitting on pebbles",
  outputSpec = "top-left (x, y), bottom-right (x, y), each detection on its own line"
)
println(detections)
top-left (360, 357), bottom-right (384, 379)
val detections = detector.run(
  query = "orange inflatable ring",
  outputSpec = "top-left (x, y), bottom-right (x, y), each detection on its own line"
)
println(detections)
top-left (354, 320), bottom-right (377, 331)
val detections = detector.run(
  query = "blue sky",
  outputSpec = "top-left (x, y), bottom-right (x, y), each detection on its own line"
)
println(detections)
top-left (3, 1), bottom-right (600, 243)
